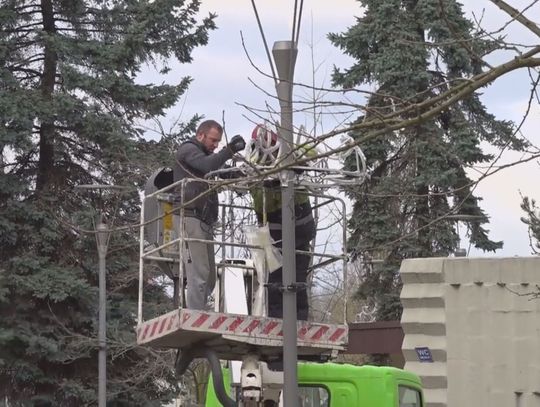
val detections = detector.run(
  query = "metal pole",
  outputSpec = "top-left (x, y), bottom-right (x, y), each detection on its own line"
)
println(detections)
top-left (96, 219), bottom-right (109, 407)
top-left (75, 184), bottom-right (130, 406)
top-left (272, 40), bottom-right (298, 407)
top-left (138, 196), bottom-right (145, 324)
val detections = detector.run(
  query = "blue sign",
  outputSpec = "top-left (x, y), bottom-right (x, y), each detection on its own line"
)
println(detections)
top-left (415, 347), bottom-right (433, 362)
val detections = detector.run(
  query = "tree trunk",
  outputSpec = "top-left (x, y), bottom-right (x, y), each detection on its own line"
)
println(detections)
top-left (36, 0), bottom-right (56, 192)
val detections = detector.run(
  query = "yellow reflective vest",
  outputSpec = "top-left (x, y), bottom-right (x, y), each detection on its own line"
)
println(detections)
top-left (250, 143), bottom-right (317, 218)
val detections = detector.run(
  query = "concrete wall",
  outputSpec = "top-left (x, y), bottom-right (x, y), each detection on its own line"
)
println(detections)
top-left (400, 257), bottom-right (540, 407)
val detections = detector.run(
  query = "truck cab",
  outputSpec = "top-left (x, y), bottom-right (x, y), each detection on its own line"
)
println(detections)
top-left (296, 363), bottom-right (423, 407)
top-left (206, 362), bottom-right (424, 407)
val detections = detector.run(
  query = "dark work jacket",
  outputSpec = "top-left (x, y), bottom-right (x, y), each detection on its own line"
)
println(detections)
top-left (173, 137), bottom-right (233, 225)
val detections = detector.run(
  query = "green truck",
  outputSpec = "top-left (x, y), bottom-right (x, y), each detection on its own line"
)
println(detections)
top-left (206, 362), bottom-right (424, 407)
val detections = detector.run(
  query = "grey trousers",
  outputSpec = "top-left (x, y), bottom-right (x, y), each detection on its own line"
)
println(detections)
top-left (174, 215), bottom-right (216, 310)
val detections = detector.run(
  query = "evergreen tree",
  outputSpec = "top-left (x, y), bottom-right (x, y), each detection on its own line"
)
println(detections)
top-left (0, 0), bottom-right (214, 404)
top-left (329, 0), bottom-right (526, 320)
top-left (521, 196), bottom-right (540, 254)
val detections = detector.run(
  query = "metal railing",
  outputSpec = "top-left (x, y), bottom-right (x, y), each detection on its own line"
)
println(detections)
top-left (138, 175), bottom-right (351, 326)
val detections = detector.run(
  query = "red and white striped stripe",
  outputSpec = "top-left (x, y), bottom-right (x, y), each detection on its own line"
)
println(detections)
top-left (137, 311), bottom-right (180, 343)
top-left (137, 309), bottom-right (348, 346)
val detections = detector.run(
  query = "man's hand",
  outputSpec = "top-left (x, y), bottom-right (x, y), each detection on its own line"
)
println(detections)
top-left (228, 134), bottom-right (246, 153)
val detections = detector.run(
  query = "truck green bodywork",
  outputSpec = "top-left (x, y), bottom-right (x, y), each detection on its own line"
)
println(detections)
top-left (206, 362), bottom-right (424, 406)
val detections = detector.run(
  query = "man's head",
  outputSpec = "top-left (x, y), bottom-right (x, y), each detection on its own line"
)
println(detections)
top-left (195, 120), bottom-right (223, 153)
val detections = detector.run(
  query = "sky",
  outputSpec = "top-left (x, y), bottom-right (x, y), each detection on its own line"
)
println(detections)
top-left (142, 0), bottom-right (540, 257)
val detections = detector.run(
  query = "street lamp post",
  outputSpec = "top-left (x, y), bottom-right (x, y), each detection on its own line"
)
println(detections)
top-left (272, 40), bottom-right (299, 407)
top-left (96, 219), bottom-right (108, 407)
top-left (75, 184), bottom-right (129, 407)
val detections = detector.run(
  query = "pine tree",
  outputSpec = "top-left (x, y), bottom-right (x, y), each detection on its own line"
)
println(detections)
top-left (329, 0), bottom-right (526, 320)
top-left (0, 0), bottom-right (214, 404)
top-left (521, 196), bottom-right (540, 254)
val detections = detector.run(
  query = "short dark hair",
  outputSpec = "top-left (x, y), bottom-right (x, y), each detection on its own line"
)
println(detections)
top-left (196, 120), bottom-right (223, 136)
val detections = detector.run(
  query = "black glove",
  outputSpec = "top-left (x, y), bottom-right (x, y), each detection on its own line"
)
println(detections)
top-left (228, 134), bottom-right (246, 153)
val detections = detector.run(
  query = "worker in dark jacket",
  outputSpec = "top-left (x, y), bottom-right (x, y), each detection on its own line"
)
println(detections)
top-left (173, 119), bottom-right (245, 310)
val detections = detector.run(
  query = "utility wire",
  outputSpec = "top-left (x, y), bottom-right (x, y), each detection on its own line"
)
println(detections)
top-left (291, 0), bottom-right (299, 45)
top-left (250, 0), bottom-right (278, 87)
top-left (295, 0), bottom-right (305, 46)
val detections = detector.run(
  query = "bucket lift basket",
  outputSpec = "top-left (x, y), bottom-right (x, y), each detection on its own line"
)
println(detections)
top-left (137, 169), bottom-right (350, 361)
